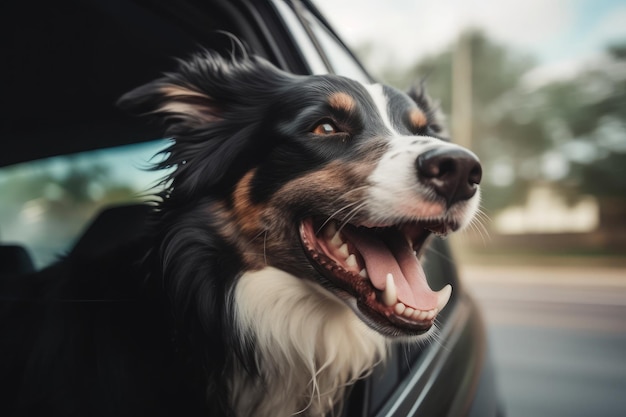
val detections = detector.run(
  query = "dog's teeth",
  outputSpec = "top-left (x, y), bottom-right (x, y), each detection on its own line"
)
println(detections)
top-left (331, 232), bottom-right (344, 248)
top-left (394, 302), bottom-right (406, 315)
top-left (359, 268), bottom-right (368, 279)
top-left (346, 254), bottom-right (357, 267)
top-left (392, 303), bottom-right (441, 321)
top-left (382, 273), bottom-right (397, 306)
top-left (413, 250), bottom-right (417, 257)
top-left (323, 221), bottom-right (338, 238)
top-left (395, 306), bottom-right (438, 321)
top-left (338, 243), bottom-right (349, 257)
top-left (436, 284), bottom-right (453, 312)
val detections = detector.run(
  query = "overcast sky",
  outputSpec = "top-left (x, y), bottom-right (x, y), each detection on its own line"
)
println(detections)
top-left (314, 0), bottom-right (626, 79)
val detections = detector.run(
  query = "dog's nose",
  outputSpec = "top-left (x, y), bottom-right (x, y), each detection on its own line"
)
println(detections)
top-left (416, 147), bottom-right (482, 206)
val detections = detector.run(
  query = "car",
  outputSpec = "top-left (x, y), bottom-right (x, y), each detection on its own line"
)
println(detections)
top-left (1, 0), bottom-right (502, 415)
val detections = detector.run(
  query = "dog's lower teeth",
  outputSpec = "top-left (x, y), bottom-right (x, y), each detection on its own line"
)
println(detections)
top-left (392, 302), bottom-right (437, 322)
top-left (346, 254), bottom-right (357, 267)
top-left (391, 303), bottom-right (437, 322)
top-left (359, 269), bottom-right (368, 279)
top-left (394, 302), bottom-right (406, 315)
top-left (382, 273), bottom-right (397, 306)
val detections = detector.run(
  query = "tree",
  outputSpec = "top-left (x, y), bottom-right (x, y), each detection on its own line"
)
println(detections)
top-left (527, 44), bottom-right (626, 204)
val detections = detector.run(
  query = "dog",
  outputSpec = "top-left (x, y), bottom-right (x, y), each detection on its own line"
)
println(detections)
top-left (0, 46), bottom-right (481, 417)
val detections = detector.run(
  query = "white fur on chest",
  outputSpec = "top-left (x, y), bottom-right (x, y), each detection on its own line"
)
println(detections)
top-left (231, 267), bottom-right (388, 417)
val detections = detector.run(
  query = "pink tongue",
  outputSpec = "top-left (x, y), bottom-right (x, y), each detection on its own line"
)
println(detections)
top-left (343, 228), bottom-right (438, 311)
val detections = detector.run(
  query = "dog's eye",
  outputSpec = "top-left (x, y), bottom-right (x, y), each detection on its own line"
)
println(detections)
top-left (411, 123), bottom-right (440, 137)
top-left (429, 123), bottom-right (442, 134)
top-left (312, 121), bottom-right (340, 135)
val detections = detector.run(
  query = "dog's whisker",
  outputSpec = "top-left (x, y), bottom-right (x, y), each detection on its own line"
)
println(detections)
top-left (239, 229), bottom-right (272, 263)
top-left (475, 206), bottom-right (492, 221)
top-left (466, 215), bottom-right (490, 246)
top-left (316, 200), bottom-right (364, 235)
top-left (425, 322), bottom-right (448, 351)
top-left (245, 228), bottom-right (268, 246)
top-left (263, 230), bottom-right (268, 265)
top-left (327, 185), bottom-right (369, 204)
top-left (476, 222), bottom-right (491, 245)
top-left (472, 208), bottom-right (492, 229)
top-left (337, 202), bottom-right (368, 234)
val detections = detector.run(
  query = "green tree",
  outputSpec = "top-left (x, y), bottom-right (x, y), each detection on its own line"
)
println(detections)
top-left (526, 44), bottom-right (626, 203)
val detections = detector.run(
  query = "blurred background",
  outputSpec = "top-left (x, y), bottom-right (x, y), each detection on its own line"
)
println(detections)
top-left (313, 0), bottom-right (626, 416)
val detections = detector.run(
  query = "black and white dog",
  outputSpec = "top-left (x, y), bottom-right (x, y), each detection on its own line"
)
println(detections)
top-left (0, 47), bottom-right (481, 416)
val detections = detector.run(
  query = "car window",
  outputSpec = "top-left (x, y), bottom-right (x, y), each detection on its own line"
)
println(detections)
top-left (299, 7), bottom-right (372, 83)
top-left (0, 140), bottom-right (169, 269)
top-left (271, 0), bottom-right (329, 75)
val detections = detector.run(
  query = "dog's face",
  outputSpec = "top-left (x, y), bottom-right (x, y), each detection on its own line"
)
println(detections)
top-left (120, 50), bottom-right (481, 338)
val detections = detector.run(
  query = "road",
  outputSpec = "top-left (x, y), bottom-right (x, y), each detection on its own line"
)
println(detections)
top-left (460, 264), bottom-right (626, 417)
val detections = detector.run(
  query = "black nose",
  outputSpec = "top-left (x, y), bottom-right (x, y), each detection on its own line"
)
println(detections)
top-left (416, 147), bottom-right (482, 206)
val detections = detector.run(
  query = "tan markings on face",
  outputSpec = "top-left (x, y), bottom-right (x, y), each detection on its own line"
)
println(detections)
top-left (269, 139), bottom-right (386, 209)
top-left (408, 109), bottom-right (428, 130)
top-left (207, 169), bottom-right (268, 269)
top-left (232, 169), bottom-right (265, 237)
top-left (328, 92), bottom-right (356, 113)
top-left (268, 158), bottom-right (380, 221)
top-left (205, 198), bottom-right (263, 269)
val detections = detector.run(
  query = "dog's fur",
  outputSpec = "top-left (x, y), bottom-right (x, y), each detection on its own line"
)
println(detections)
top-left (0, 47), bottom-right (480, 417)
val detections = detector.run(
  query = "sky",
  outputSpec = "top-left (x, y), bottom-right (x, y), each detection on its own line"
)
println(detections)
top-left (314, 0), bottom-right (626, 79)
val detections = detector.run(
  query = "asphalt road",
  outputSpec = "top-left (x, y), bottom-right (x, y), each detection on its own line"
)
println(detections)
top-left (461, 264), bottom-right (626, 417)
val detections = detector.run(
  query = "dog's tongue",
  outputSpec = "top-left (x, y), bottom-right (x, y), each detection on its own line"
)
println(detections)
top-left (343, 227), bottom-right (438, 310)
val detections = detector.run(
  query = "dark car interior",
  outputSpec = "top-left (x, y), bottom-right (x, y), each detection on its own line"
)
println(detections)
top-left (4, 0), bottom-right (278, 167)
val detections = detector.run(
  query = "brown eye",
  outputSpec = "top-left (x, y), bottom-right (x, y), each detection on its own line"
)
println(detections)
top-left (312, 121), bottom-right (339, 135)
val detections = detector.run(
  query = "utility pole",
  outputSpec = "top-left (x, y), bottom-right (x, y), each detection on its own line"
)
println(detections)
top-left (452, 32), bottom-right (473, 150)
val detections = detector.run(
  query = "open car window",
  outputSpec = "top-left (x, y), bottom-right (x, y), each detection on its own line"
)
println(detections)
top-left (297, 4), bottom-right (372, 83)
top-left (0, 141), bottom-right (168, 269)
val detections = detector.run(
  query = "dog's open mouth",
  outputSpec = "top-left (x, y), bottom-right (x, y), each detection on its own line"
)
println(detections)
top-left (300, 218), bottom-right (454, 336)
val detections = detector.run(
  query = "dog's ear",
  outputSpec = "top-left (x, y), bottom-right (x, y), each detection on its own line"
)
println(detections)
top-left (406, 82), bottom-right (448, 138)
top-left (118, 49), bottom-right (293, 196)
top-left (117, 79), bottom-right (221, 131)
top-left (117, 48), bottom-right (291, 132)
top-left (117, 50), bottom-right (236, 133)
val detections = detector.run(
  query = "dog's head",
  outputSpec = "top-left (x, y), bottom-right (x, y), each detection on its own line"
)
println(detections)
top-left (119, 48), bottom-right (481, 338)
